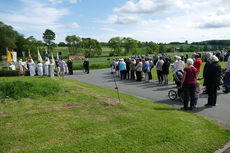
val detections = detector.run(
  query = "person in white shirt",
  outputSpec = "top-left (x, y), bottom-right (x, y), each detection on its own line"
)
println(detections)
top-left (44, 59), bottom-right (50, 76)
top-left (37, 60), bottom-right (43, 76)
top-left (172, 56), bottom-right (185, 74)
top-left (28, 59), bottom-right (36, 76)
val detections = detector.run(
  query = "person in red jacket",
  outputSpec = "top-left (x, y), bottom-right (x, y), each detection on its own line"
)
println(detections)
top-left (193, 54), bottom-right (202, 73)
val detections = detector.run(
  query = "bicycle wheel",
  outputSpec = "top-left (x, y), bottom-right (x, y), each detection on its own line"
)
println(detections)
top-left (179, 92), bottom-right (184, 103)
top-left (168, 90), bottom-right (177, 101)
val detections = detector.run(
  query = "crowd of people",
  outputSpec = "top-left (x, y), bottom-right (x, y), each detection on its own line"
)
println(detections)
top-left (111, 50), bottom-right (230, 110)
top-left (8, 57), bottom-right (92, 77)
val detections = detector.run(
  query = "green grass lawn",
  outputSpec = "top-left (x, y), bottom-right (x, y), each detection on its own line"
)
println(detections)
top-left (0, 77), bottom-right (230, 152)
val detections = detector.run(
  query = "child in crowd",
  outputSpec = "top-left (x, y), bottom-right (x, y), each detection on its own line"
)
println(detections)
top-left (194, 81), bottom-right (201, 108)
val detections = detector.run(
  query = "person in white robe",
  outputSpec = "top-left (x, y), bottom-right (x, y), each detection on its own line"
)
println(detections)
top-left (44, 59), bottom-right (50, 76)
top-left (28, 59), bottom-right (36, 76)
top-left (37, 60), bottom-right (43, 76)
top-left (18, 59), bottom-right (25, 74)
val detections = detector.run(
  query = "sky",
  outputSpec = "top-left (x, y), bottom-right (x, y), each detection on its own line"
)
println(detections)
top-left (1, 0), bottom-right (230, 43)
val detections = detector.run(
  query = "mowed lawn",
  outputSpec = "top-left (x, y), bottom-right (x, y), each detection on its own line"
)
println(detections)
top-left (0, 77), bottom-right (230, 153)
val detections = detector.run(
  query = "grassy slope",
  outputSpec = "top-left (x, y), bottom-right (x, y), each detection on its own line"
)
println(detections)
top-left (0, 77), bottom-right (230, 153)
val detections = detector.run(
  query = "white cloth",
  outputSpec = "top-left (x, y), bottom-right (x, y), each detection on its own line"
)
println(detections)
top-left (64, 63), bottom-right (68, 74)
top-left (135, 62), bottom-right (142, 72)
top-left (37, 63), bottom-right (43, 76)
top-left (18, 62), bottom-right (24, 72)
top-left (172, 60), bottom-right (185, 74)
top-left (44, 61), bottom-right (50, 76)
top-left (28, 62), bottom-right (36, 76)
top-left (9, 65), bottom-right (16, 70)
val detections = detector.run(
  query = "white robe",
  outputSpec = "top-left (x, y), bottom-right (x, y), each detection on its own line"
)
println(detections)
top-left (37, 63), bottom-right (43, 76)
top-left (28, 62), bottom-right (36, 76)
top-left (64, 63), bottom-right (68, 74)
top-left (44, 61), bottom-right (50, 76)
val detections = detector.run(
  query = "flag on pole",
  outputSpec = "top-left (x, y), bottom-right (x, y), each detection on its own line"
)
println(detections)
top-left (51, 53), bottom-right (55, 64)
top-left (57, 52), bottom-right (59, 62)
top-left (38, 49), bottom-right (43, 62)
top-left (45, 49), bottom-right (49, 61)
top-left (12, 52), bottom-right (17, 62)
top-left (8, 51), bottom-right (12, 63)
top-left (28, 49), bottom-right (32, 59)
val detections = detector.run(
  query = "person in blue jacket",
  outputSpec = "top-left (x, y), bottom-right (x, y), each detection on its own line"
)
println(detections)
top-left (119, 59), bottom-right (126, 80)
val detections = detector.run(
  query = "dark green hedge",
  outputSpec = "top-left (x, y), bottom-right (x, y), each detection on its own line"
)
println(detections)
top-left (0, 70), bottom-right (20, 77)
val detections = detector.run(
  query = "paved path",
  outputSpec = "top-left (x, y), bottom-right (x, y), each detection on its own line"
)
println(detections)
top-left (66, 69), bottom-right (230, 126)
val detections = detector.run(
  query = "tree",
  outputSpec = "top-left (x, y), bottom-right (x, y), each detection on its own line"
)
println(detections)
top-left (43, 29), bottom-right (55, 52)
top-left (81, 38), bottom-right (102, 57)
top-left (123, 37), bottom-right (138, 55)
top-left (146, 41), bottom-right (159, 54)
top-left (0, 21), bottom-right (31, 58)
top-left (108, 37), bottom-right (122, 56)
top-left (65, 35), bottom-right (81, 54)
top-left (58, 42), bottom-right (66, 47)
top-left (159, 43), bottom-right (167, 53)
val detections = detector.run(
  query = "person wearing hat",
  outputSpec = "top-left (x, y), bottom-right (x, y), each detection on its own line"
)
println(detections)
top-left (205, 55), bottom-right (221, 106)
top-left (223, 50), bottom-right (230, 93)
top-left (119, 58), bottom-right (126, 80)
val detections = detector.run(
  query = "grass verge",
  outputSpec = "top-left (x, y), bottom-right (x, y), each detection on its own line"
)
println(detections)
top-left (0, 77), bottom-right (230, 152)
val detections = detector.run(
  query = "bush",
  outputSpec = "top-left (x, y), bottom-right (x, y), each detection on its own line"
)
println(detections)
top-left (73, 63), bottom-right (110, 70)
top-left (0, 79), bottom-right (60, 99)
top-left (0, 70), bottom-right (20, 77)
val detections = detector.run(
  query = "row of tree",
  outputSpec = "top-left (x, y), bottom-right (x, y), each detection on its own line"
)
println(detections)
top-left (0, 21), bottom-right (55, 59)
top-left (65, 35), bottom-right (102, 57)
top-left (1, 21), bottom-right (229, 60)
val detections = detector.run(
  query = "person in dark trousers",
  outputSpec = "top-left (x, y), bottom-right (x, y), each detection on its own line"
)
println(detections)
top-left (162, 56), bottom-right (170, 85)
top-left (83, 58), bottom-right (89, 74)
top-left (67, 58), bottom-right (73, 75)
top-left (181, 58), bottom-right (198, 110)
top-left (202, 53), bottom-right (212, 94)
top-left (135, 58), bottom-right (142, 82)
top-left (205, 55), bottom-right (221, 106)
top-left (125, 58), bottom-right (130, 80)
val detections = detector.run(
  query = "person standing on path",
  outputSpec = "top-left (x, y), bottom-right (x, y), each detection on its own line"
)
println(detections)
top-left (130, 59), bottom-right (136, 80)
top-left (156, 56), bottom-right (164, 84)
top-left (205, 56), bottom-right (222, 106)
top-left (67, 59), bottom-right (73, 75)
top-left (83, 58), bottom-right (89, 74)
top-left (59, 58), bottom-right (65, 77)
top-left (135, 58), bottom-right (142, 82)
top-left (181, 58), bottom-right (198, 110)
top-left (119, 59), bottom-right (126, 80)
top-left (125, 58), bottom-right (131, 80)
top-left (143, 58), bottom-right (150, 82)
top-left (223, 50), bottom-right (230, 93)
top-left (162, 57), bottom-right (170, 85)
top-left (193, 54), bottom-right (202, 74)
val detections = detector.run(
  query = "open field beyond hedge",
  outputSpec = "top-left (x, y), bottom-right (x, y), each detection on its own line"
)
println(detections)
top-left (0, 77), bottom-right (230, 152)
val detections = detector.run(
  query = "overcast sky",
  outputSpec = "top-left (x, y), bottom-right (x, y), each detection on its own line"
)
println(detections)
top-left (1, 0), bottom-right (230, 43)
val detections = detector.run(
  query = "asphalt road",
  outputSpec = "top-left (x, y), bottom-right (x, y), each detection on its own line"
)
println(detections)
top-left (66, 68), bottom-right (230, 126)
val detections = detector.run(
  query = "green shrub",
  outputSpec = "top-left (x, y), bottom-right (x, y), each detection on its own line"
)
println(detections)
top-left (0, 79), bottom-right (60, 99)
top-left (0, 70), bottom-right (20, 77)
top-left (73, 63), bottom-right (110, 70)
